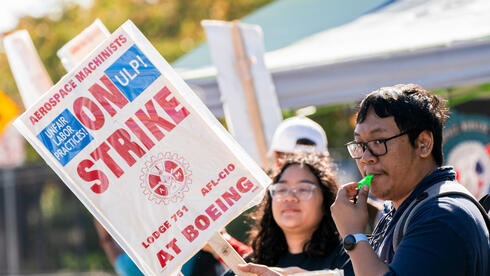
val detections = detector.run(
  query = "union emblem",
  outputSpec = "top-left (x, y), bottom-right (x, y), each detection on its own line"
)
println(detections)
top-left (139, 152), bottom-right (192, 205)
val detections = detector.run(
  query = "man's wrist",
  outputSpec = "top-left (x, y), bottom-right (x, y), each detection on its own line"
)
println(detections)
top-left (343, 233), bottom-right (369, 251)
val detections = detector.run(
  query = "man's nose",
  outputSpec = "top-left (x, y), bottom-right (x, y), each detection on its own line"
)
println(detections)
top-left (360, 147), bottom-right (377, 164)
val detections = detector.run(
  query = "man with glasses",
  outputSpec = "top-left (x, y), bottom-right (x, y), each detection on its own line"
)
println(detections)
top-left (331, 84), bottom-right (489, 276)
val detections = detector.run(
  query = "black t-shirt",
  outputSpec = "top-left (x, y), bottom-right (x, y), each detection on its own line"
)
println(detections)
top-left (221, 243), bottom-right (353, 276)
top-left (276, 243), bottom-right (353, 275)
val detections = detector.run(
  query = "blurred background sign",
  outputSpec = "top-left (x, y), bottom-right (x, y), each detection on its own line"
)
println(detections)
top-left (444, 112), bottom-right (490, 199)
top-left (57, 19), bottom-right (110, 72)
top-left (3, 30), bottom-right (53, 109)
top-left (203, 20), bottom-right (282, 167)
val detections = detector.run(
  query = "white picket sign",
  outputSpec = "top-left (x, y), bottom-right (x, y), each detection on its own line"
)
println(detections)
top-left (14, 20), bottom-right (270, 275)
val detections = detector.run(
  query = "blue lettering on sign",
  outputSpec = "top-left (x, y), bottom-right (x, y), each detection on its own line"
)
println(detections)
top-left (37, 109), bottom-right (94, 166)
top-left (104, 44), bottom-right (161, 102)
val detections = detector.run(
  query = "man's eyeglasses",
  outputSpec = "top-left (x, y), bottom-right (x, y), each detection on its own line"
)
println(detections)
top-left (346, 131), bottom-right (410, 159)
top-left (268, 183), bottom-right (318, 201)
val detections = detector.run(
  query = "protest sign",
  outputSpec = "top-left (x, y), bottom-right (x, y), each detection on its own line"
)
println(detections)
top-left (203, 20), bottom-right (282, 168)
top-left (3, 30), bottom-right (53, 109)
top-left (14, 20), bottom-right (270, 275)
top-left (57, 19), bottom-right (111, 71)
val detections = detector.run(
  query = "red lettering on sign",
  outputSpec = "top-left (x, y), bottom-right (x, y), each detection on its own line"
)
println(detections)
top-left (182, 225), bottom-right (199, 242)
top-left (135, 99), bottom-right (176, 141)
top-left (237, 177), bottom-right (253, 193)
top-left (77, 159), bottom-right (109, 194)
top-left (205, 204), bottom-right (222, 221)
top-left (75, 84), bottom-right (192, 194)
top-left (107, 128), bottom-right (146, 167)
top-left (119, 34), bottom-right (127, 44)
top-left (90, 142), bottom-right (124, 178)
top-left (88, 75), bottom-right (129, 117)
top-left (181, 178), bottom-right (256, 245)
top-left (155, 238), bottom-right (182, 269)
top-left (195, 215), bottom-right (210, 231)
top-left (166, 238), bottom-right (181, 254)
top-left (154, 86), bottom-right (190, 124)
top-left (215, 198), bottom-right (228, 212)
top-left (73, 97), bottom-right (105, 130)
top-left (59, 88), bottom-right (69, 98)
top-left (222, 187), bottom-right (241, 207)
top-left (156, 249), bottom-right (174, 269)
top-left (125, 117), bottom-right (155, 151)
top-left (30, 116), bottom-right (38, 125)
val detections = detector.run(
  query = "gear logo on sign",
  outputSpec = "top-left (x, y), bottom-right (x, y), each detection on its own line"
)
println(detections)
top-left (140, 152), bottom-right (191, 205)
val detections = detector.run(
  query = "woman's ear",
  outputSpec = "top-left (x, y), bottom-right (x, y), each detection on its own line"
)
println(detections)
top-left (416, 130), bottom-right (433, 158)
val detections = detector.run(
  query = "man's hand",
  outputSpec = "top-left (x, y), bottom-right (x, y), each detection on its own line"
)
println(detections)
top-left (330, 182), bottom-right (370, 238)
top-left (237, 263), bottom-right (305, 276)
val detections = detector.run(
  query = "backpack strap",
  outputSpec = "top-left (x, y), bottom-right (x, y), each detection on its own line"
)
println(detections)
top-left (392, 181), bottom-right (490, 252)
top-left (479, 194), bottom-right (490, 213)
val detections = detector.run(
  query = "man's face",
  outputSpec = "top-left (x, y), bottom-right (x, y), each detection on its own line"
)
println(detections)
top-left (354, 109), bottom-right (419, 204)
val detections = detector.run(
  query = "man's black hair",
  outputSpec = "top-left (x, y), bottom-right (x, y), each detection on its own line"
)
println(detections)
top-left (356, 84), bottom-right (449, 166)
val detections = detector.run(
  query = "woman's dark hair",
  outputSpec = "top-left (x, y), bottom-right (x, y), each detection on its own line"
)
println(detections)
top-left (356, 84), bottom-right (449, 166)
top-left (248, 154), bottom-right (340, 266)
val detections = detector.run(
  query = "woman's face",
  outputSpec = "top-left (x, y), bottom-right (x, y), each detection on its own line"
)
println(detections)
top-left (271, 164), bottom-right (324, 236)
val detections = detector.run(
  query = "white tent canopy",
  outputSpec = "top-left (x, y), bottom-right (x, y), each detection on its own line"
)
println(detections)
top-left (175, 0), bottom-right (490, 117)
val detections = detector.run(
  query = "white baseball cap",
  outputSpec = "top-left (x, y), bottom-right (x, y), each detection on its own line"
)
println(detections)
top-left (269, 116), bottom-right (328, 155)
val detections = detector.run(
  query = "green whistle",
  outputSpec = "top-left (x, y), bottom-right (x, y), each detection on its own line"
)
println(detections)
top-left (358, 175), bottom-right (373, 189)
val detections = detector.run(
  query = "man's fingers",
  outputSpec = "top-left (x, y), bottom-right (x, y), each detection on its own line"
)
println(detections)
top-left (356, 184), bottom-right (370, 206)
top-left (280, 266), bottom-right (305, 274)
top-left (237, 263), bottom-right (254, 272)
top-left (338, 182), bottom-right (358, 200)
top-left (238, 263), bottom-right (281, 275)
top-left (342, 182), bottom-right (359, 191)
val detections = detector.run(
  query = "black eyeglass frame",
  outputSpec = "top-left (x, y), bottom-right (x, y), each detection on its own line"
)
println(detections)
top-left (345, 131), bottom-right (410, 159)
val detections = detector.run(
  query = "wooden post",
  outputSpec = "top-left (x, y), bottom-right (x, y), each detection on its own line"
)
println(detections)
top-left (231, 20), bottom-right (270, 168)
top-left (208, 232), bottom-right (255, 276)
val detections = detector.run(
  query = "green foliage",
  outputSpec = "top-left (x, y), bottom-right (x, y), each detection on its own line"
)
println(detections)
top-left (433, 83), bottom-right (490, 107)
top-left (40, 182), bottom-right (63, 219)
top-left (0, 0), bottom-right (274, 102)
top-left (0, 0), bottom-right (274, 163)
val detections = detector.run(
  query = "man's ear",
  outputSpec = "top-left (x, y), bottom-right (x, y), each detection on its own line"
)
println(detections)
top-left (416, 130), bottom-right (433, 158)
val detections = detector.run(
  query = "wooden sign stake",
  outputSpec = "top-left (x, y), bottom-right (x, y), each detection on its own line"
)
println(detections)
top-left (231, 20), bottom-right (270, 169)
top-left (208, 232), bottom-right (255, 276)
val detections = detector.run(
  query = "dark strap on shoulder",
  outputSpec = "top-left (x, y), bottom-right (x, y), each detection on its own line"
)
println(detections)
top-left (479, 194), bottom-right (490, 213)
top-left (392, 181), bottom-right (490, 252)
